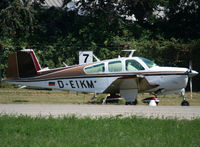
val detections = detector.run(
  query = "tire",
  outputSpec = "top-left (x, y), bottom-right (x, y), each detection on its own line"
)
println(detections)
top-left (181, 100), bottom-right (190, 106)
top-left (126, 100), bottom-right (138, 105)
top-left (132, 99), bottom-right (138, 105)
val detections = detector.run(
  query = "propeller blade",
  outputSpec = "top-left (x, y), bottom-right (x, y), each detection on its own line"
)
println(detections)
top-left (189, 60), bottom-right (192, 99)
top-left (190, 77), bottom-right (193, 99)
top-left (189, 60), bottom-right (192, 71)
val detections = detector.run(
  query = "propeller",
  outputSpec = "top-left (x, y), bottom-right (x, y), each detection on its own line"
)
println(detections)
top-left (189, 60), bottom-right (193, 99)
top-left (187, 61), bottom-right (198, 100)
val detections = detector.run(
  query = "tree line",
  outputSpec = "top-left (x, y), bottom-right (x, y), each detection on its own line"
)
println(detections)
top-left (0, 0), bottom-right (200, 90)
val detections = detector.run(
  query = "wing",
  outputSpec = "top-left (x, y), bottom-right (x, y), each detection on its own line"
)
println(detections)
top-left (103, 75), bottom-right (159, 94)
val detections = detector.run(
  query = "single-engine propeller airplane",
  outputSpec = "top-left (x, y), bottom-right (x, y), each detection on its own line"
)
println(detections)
top-left (3, 49), bottom-right (198, 106)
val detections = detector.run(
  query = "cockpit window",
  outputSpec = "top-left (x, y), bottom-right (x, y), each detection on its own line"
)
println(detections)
top-left (108, 61), bottom-right (122, 72)
top-left (126, 59), bottom-right (145, 71)
top-left (139, 57), bottom-right (157, 68)
top-left (85, 63), bottom-right (105, 74)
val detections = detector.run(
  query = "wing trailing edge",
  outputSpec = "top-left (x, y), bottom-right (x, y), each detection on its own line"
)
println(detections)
top-left (103, 76), bottom-right (159, 94)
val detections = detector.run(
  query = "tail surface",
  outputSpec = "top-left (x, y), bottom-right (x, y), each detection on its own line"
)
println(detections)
top-left (6, 49), bottom-right (41, 80)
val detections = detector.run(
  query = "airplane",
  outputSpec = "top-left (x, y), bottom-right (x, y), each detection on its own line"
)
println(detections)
top-left (3, 49), bottom-right (198, 106)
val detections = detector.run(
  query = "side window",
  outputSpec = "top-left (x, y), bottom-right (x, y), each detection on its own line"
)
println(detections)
top-left (85, 63), bottom-right (105, 74)
top-left (126, 60), bottom-right (144, 71)
top-left (108, 61), bottom-right (122, 72)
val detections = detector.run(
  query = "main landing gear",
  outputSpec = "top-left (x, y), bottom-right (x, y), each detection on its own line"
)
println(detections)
top-left (181, 89), bottom-right (190, 106)
top-left (125, 99), bottom-right (138, 105)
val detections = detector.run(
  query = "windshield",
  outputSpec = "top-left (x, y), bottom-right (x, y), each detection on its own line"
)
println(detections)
top-left (126, 59), bottom-right (145, 71)
top-left (139, 57), bottom-right (158, 68)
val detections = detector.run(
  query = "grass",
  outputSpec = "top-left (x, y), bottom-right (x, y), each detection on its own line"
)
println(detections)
top-left (0, 115), bottom-right (199, 147)
top-left (0, 86), bottom-right (199, 146)
top-left (0, 88), bottom-right (93, 104)
top-left (0, 87), bottom-right (200, 105)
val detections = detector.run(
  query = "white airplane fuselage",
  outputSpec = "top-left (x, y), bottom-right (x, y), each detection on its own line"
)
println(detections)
top-left (6, 58), bottom-right (194, 94)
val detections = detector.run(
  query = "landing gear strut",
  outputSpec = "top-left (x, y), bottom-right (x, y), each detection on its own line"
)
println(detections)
top-left (181, 89), bottom-right (189, 106)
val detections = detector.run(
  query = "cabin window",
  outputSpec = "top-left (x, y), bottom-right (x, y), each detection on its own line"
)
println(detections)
top-left (85, 63), bottom-right (105, 74)
top-left (126, 60), bottom-right (144, 71)
top-left (108, 61), bottom-right (122, 72)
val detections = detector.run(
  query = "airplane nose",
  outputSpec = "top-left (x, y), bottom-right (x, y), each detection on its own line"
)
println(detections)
top-left (188, 70), bottom-right (199, 78)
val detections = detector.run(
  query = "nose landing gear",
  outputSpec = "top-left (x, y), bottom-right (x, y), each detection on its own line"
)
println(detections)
top-left (181, 100), bottom-right (190, 106)
top-left (181, 89), bottom-right (190, 106)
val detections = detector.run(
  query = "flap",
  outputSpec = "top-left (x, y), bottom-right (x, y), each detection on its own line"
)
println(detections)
top-left (103, 75), bottom-right (159, 94)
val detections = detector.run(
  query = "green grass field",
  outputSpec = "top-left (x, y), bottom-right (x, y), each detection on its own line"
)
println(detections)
top-left (0, 115), bottom-right (199, 147)
top-left (0, 86), bottom-right (199, 146)
top-left (0, 87), bottom-right (200, 105)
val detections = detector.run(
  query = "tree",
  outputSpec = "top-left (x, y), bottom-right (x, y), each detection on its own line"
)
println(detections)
top-left (154, 0), bottom-right (200, 39)
top-left (0, 0), bottom-right (36, 40)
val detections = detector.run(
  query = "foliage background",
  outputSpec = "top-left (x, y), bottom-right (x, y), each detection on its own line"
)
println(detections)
top-left (0, 0), bottom-right (199, 90)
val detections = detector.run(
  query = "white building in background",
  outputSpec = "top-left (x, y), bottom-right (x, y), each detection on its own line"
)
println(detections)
top-left (20, 0), bottom-right (67, 8)
top-left (42, 0), bottom-right (64, 7)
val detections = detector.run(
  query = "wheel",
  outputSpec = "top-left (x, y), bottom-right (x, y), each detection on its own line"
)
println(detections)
top-left (126, 100), bottom-right (138, 105)
top-left (132, 99), bottom-right (138, 105)
top-left (181, 100), bottom-right (190, 106)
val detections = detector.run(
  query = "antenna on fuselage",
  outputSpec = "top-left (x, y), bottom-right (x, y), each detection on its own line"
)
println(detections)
top-left (93, 54), bottom-right (100, 62)
top-left (122, 49), bottom-right (136, 57)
